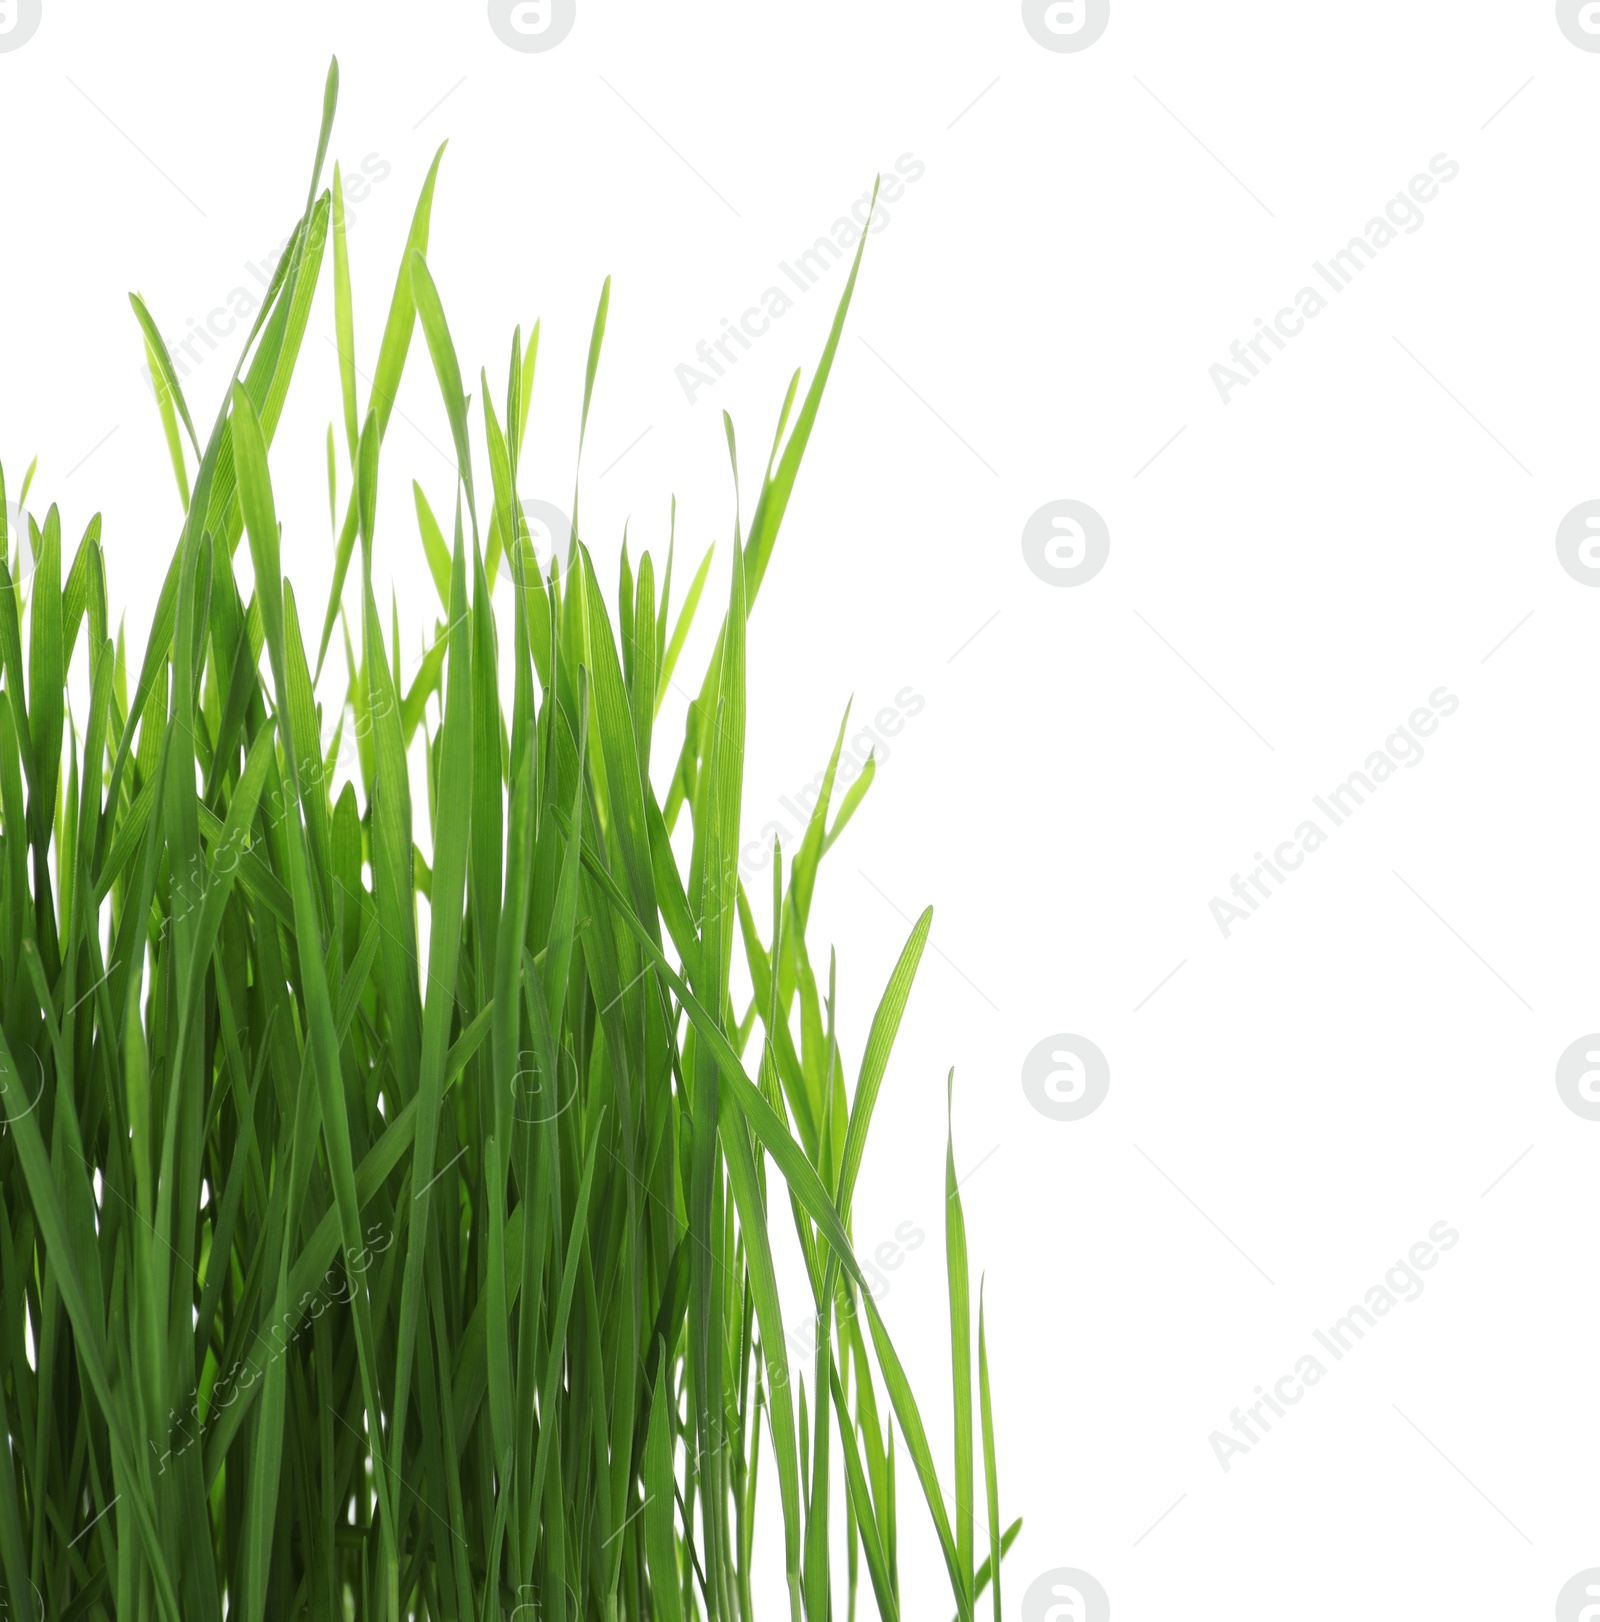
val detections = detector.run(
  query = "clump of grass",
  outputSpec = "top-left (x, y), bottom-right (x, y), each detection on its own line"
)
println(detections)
top-left (0, 62), bottom-right (1015, 1622)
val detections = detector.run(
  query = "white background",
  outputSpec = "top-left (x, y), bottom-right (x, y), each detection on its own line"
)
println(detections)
top-left (3, 3), bottom-right (1599, 1618)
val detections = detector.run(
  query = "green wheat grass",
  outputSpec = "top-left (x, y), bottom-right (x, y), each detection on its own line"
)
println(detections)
top-left (0, 61), bottom-right (1016, 1622)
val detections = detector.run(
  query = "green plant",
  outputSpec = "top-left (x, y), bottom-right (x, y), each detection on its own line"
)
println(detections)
top-left (0, 62), bottom-right (1015, 1622)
